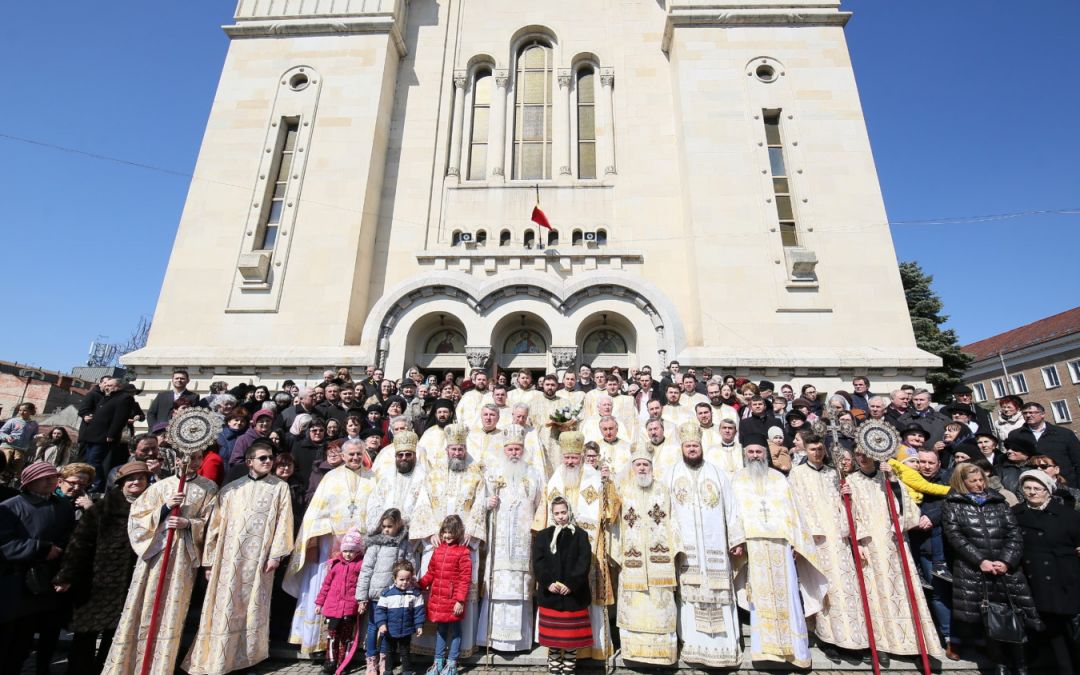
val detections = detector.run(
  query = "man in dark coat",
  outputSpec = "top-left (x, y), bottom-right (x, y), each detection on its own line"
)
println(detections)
top-left (898, 388), bottom-right (949, 449)
top-left (533, 496), bottom-right (592, 675)
top-left (146, 369), bottom-right (201, 430)
top-left (1008, 401), bottom-right (1080, 487)
top-left (53, 461), bottom-right (151, 674)
top-left (81, 382), bottom-right (143, 492)
top-left (0, 462), bottom-right (77, 675)
top-left (739, 396), bottom-right (779, 444)
top-left (951, 384), bottom-right (993, 435)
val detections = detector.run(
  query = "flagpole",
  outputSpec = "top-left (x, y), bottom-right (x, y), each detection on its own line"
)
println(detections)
top-left (536, 184), bottom-right (543, 249)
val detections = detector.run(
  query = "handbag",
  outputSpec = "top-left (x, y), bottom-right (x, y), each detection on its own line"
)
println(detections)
top-left (23, 562), bottom-right (57, 597)
top-left (980, 577), bottom-right (1026, 644)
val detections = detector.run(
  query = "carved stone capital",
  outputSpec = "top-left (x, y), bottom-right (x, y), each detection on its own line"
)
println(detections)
top-left (559, 165), bottom-right (572, 176)
top-left (465, 346), bottom-right (493, 369)
top-left (491, 166), bottom-right (505, 177)
top-left (494, 70), bottom-right (509, 88)
top-left (557, 69), bottom-right (572, 88)
top-left (600, 68), bottom-right (615, 87)
top-left (549, 346), bottom-right (579, 369)
top-left (604, 165), bottom-right (617, 175)
top-left (447, 166), bottom-right (460, 177)
top-left (453, 70), bottom-right (467, 89)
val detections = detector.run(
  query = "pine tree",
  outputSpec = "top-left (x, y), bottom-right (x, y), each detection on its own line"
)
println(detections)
top-left (899, 261), bottom-right (972, 403)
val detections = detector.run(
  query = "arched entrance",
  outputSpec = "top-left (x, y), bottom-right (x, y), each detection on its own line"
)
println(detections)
top-left (575, 311), bottom-right (635, 370)
top-left (405, 312), bottom-right (469, 379)
top-left (493, 312), bottom-right (551, 380)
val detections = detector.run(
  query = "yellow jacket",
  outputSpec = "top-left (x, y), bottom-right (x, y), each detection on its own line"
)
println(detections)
top-left (887, 458), bottom-right (950, 505)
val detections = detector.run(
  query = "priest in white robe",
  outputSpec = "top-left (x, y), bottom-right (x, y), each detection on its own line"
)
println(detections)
top-left (612, 445), bottom-right (682, 665)
top-left (667, 423), bottom-right (745, 667)
top-left (283, 440), bottom-right (375, 655)
top-left (183, 440), bottom-right (294, 673)
top-left (411, 423), bottom-right (488, 657)
top-left (730, 436), bottom-right (827, 668)
top-left (365, 430), bottom-right (425, 531)
top-left (477, 424), bottom-right (543, 652)
top-left (456, 372), bottom-right (492, 428)
top-left (467, 405), bottom-right (504, 469)
top-left (641, 417), bottom-right (682, 479)
top-left (103, 449), bottom-right (218, 675)
top-left (703, 416), bottom-right (743, 477)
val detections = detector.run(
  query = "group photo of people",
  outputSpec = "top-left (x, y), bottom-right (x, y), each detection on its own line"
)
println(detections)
top-left (2, 363), bottom-right (1079, 675)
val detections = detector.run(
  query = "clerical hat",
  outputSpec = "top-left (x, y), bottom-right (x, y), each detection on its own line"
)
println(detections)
top-left (502, 423), bottom-right (527, 446)
top-left (558, 431), bottom-right (585, 456)
top-left (629, 441), bottom-right (655, 464)
top-left (678, 422), bottom-right (702, 444)
top-left (393, 430), bottom-right (418, 452)
top-left (445, 423), bottom-right (469, 446)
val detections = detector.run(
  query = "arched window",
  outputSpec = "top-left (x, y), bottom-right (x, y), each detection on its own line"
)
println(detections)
top-left (512, 43), bottom-right (553, 180)
top-left (468, 70), bottom-right (491, 180)
top-left (572, 229), bottom-right (583, 246)
top-left (451, 230), bottom-right (462, 246)
top-left (503, 329), bottom-right (548, 355)
top-left (425, 329), bottom-right (466, 354)
top-left (499, 229), bottom-right (511, 247)
top-left (524, 230), bottom-right (536, 248)
top-left (576, 67), bottom-right (597, 179)
top-left (597, 228), bottom-right (607, 245)
top-left (476, 229), bottom-right (487, 246)
top-left (547, 230), bottom-right (558, 246)
top-left (583, 329), bottom-right (628, 354)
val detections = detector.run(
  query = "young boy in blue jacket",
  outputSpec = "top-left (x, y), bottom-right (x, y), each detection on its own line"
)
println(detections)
top-left (374, 560), bottom-right (426, 675)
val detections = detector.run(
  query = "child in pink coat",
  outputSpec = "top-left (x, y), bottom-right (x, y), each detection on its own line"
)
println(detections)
top-left (316, 528), bottom-right (365, 674)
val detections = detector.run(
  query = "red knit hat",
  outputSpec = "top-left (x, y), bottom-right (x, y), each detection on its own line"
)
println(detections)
top-left (20, 461), bottom-right (59, 488)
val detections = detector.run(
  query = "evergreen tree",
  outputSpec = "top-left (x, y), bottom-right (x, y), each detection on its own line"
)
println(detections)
top-left (899, 261), bottom-right (972, 403)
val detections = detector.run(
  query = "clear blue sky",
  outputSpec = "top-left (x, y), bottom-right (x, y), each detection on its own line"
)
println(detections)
top-left (2, 2), bottom-right (1077, 373)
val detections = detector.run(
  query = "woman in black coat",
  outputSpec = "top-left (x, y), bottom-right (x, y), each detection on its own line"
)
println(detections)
top-left (533, 497), bottom-right (593, 675)
top-left (1013, 470), bottom-right (1080, 673)
top-left (53, 462), bottom-right (151, 674)
top-left (943, 462), bottom-right (1042, 674)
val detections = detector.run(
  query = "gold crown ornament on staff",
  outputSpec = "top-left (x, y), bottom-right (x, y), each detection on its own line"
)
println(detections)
top-left (854, 418), bottom-right (901, 461)
top-left (166, 407), bottom-right (225, 468)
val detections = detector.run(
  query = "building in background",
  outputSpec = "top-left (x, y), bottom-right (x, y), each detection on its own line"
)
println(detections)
top-left (0, 361), bottom-right (91, 419)
top-left (962, 306), bottom-right (1080, 427)
top-left (122, 0), bottom-right (938, 396)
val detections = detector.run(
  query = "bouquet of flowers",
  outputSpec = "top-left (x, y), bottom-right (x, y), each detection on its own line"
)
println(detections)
top-left (547, 402), bottom-right (583, 433)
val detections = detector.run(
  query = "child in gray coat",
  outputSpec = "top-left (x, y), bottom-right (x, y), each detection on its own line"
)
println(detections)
top-left (357, 508), bottom-right (413, 675)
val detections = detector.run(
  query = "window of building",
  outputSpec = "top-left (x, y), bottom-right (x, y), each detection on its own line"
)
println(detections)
top-left (451, 230), bottom-right (462, 247)
top-left (467, 70), bottom-right (491, 180)
top-left (572, 229), bottom-right (583, 246)
top-left (583, 329), bottom-right (628, 354)
top-left (476, 229), bottom-right (487, 246)
top-left (577, 67), bottom-right (596, 179)
top-left (425, 329), bottom-right (466, 354)
top-left (972, 382), bottom-right (987, 402)
top-left (259, 118), bottom-right (299, 250)
top-left (512, 43), bottom-right (553, 180)
top-left (597, 229), bottom-right (607, 245)
top-left (1011, 373), bottom-right (1029, 395)
top-left (1069, 359), bottom-right (1080, 384)
top-left (1051, 399), bottom-right (1072, 424)
top-left (763, 112), bottom-right (798, 247)
top-left (547, 230), bottom-right (558, 246)
top-left (524, 230), bottom-right (536, 248)
top-left (991, 378), bottom-right (1007, 398)
top-left (499, 229), bottom-right (511, 247)
top-left (1042, 365), bottom-right (1062, 389)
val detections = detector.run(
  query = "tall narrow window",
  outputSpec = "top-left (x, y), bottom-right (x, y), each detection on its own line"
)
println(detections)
top-left (468, 71), bottom-right (491, 180)
top-left (577, 68), bottom-right (596, 179)
top-left (524, 230), bottom-right (536, 248)
top-left (763, 112), bottom-right (798, 247)
top-left (260, 119), bottom-right (299, 250)
top-left (513, 43), bottom-right (552, 180)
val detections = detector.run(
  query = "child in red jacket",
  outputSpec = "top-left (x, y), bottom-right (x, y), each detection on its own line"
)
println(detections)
top-left (418, 515), bottom-right (471, 675)
top-left (316, 528), bottom-right (365, 674)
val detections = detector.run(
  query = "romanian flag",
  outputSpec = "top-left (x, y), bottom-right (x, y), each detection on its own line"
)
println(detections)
top-left (532, 184), bottom-right (553, 230)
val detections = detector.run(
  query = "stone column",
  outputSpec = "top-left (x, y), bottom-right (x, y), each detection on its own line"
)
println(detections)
top-left (598, 68), bottom-right (616, 176)
top-left (488, 70), bottom-right (509, 181)
top-left (549, 346), bottom-right (579, 379)
top-left (447, 70), bottom-right (468, 179)
top-left (555, 69), bottom-right (572, 179)
top-left (465, 345), bottom-right (493, 377)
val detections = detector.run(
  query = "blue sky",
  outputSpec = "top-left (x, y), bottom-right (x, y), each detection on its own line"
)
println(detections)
top-left (2, 2), bottom-right (1077, 373)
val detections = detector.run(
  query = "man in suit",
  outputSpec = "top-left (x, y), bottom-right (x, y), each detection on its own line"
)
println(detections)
top-left (1008, 401), bottom-right (1080, 486)
top-left (146, 369), bottom-right (200, 430)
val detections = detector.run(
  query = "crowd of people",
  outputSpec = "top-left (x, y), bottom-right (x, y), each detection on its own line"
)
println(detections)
top-left (2, 363), bottom-right (1080, 675)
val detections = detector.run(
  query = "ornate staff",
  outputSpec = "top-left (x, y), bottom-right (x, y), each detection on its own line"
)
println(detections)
top-left (856, 420), bottom-right (931, 675)
top-left (141, 408), bottom-right (220, 675)
top-left (817, 413), bottom-right (881, 675)
top-left (484, 476), bottom-right (505, 667)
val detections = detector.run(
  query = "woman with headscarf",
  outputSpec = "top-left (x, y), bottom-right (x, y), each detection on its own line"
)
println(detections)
top-left (291, 418), bottom-right (328, 486)
top-left (533, 496), bottom-right (592, 675)
top-left (285, 412), bottom-right (313, 455)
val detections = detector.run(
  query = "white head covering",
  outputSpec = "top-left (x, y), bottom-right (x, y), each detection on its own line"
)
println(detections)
top-left (549, 497), bottom-right (577, 554)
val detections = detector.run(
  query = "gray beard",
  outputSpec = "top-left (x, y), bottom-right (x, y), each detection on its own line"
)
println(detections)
top-left (562, 465), bottom-right (582, 491)
top-left (448, 457), bottom-right (467, 472)
top-left (746, 457), bottom-right (769, 481)
top-left (635, 473), bottom-right (653, 488)
top-left (501, 456), bottom-right (528, 482)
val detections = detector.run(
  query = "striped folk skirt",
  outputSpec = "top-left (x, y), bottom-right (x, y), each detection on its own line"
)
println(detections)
top-left (537, 607), bottom-right (593, 650)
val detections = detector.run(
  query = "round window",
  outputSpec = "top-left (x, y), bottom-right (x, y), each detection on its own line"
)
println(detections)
top-left (755, 64), bottom-right (777, 83)
top-left (288, 73), bottom-right (310, 91)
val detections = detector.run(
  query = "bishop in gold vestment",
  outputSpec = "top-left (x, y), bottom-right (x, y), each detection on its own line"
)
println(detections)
top-left (612, 447), bottom-right (682, 665)
top-left (103, 459), bottom-right (217, 675)
top-left (848, 458), bottom-right (943, 658)
top-left (183, 463), bottom-right (294, 674)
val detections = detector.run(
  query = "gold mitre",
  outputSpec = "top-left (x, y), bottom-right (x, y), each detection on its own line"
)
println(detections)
top-left (502, 423), bottom-right (527, 446)
top-left (393, 430), bottom-right (418, 452)
top-left (558, 431), bottom-right (585, 456)
top-left (445, 423), bottom-right (469, 446)
top-left (629, 441), bottom-right (655, 464)
top-left (678, 422), bottom-right (702, 444)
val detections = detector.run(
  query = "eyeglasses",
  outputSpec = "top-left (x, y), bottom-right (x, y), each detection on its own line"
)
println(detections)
top-left (61, 479), bottom-right (87, 488)
top-left (310, 428), bottom-right (325, 433)
top-left (253, 455), bottom-right (274, 462)
top-left (1035, 463), bottom-right (1054, 469)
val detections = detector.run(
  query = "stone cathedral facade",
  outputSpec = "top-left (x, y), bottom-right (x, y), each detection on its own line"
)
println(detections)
top-left (124, 0), bottom-right (939, 390)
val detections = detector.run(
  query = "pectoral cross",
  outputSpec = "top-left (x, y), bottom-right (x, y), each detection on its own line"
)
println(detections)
top-left (758, 499), bottom-right (771, 525)
top-left (348, 501), bottom-right (358, 517)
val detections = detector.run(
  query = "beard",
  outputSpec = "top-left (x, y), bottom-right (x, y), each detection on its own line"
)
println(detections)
top-left (396, 459), bottom-right (416, 474)
top-left (562, 464), bottom-right (582, 491)
top-left (448, 457), bottom-right (467, 472)
top-left (501, 456), bottom-right (528, 482)
top-left (683, 453), bottom-right (704, 469)
top-left (746, 457), bottom-right (769, 481)
top-left (635, 473), bottom-right (654, 488)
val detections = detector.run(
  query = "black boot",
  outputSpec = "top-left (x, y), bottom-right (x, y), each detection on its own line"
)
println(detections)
top-left (1011, 643), bottom-right (1029, 675)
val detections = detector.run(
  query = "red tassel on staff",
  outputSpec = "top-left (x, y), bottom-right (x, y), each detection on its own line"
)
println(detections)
top-left (882, 476), bottom-right (932, 675)
top-left (141, 470), bottom-right (189, 675)
top-left (841, 479), bottom-right (881, 675)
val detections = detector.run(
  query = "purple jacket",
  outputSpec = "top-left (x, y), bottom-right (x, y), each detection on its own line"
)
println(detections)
top-left (228, 427), bottom-right (264, 467)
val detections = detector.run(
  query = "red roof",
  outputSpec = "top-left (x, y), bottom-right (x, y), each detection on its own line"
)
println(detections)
top-left (963, 306), bottom-right (1080, 361)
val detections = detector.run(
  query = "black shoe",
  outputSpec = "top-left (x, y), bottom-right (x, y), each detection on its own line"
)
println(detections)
top-left (920, 576), bottom-right (933, 590)
top-left (878, 652), bottom-right (891, 668)
top-left (322, 660), bottom-right (337, 674)
top-left (820, 645), bottom-right (842, 663)
top-left (932, 562), bottom-right (953, 583)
